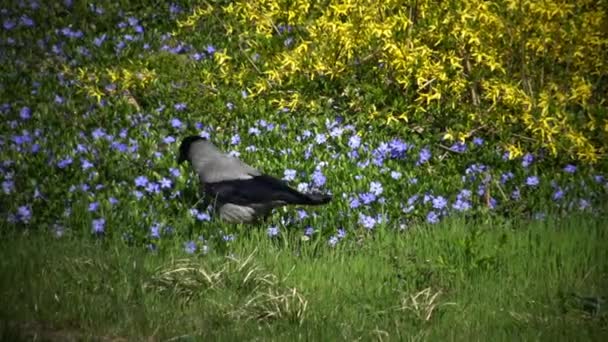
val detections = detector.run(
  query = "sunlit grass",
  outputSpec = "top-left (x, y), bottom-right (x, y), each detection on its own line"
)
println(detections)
top-left (1, 215), bottom-right (607, 340)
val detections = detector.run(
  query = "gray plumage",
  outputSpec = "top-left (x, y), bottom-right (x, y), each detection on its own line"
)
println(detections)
top-left (178, 135), bottom-right (332, 223)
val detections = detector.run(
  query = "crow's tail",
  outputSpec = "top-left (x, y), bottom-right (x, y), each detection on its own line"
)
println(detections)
top-left (302, 192), bottom-right (332, 205)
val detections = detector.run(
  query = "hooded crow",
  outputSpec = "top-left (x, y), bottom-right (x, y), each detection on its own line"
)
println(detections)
top-left (178, 135), bottom-right (332, 223)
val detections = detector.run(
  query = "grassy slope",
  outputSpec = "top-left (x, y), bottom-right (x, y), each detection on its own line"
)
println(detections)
top-left (1, 215), bottom-right (606, 341)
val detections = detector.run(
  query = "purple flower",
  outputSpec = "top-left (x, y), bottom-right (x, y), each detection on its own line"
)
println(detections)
top-left (312, 169), bottom-right (326, 188)
top-left (174, 103), bottom-right (187, 111)
top-left (159, 177), bottom-right (172, 189)
top-left (57, 157), bottom-right (73, 169)
top-left (500, 172), bottom-right (514, 184)
top-left (426, 211), bottom-right (440, 224)
top-left (432, 196), bottom-right (448, 210)
top-left (389, 139), bottom-right (409, 159)
top-left (134, 175), bottom-right (148, 187)
top-left (170, 118), bottom-right (183, 129)
top-left (337, 228), bottom-right (346, 239)
top-left (349, 197), bottom-right (361, 208)
top-left (20, 107), bottom-right (31, 120)
top-left (348, 135), bottom-right (361, 149)
top-left (315, 133), bottom-right (327, 145)
top-left (369, 181), bottom-right (383, 196)
top-left (169, 167), bottom-right (181, 178)
top-left (390, 171), bottom-right (402, 180)
top-left (578, 199), bottom-right (591, 210)
top-left (359, 192), bottom-right (376, 205)
top-left (196, 212), bottom-right (210, 221)
top-left (526, 176), bottom-right (539, 187)
top-left (2, 180), bottom-right (15, 194)
top-left (150, 224), bottom-right (161, 238)
top-left (358, 213), bottom-right (376, 230)
top-left (88, 202), bottom-right (100, 212)
top-left (17, 205), bottom-right (32, 223)
top-left (511, 188), bottom-right (521, 200)
top-left (92, 218), bottom-right (105, 234)
top-left (328, 235), bottom-right (339, 247)
top-left (91, 127), bottom-right (106, 139)
top-left (473, 137), bottom-right (484, 146)
top-left (81, 159), bottom-right (94, 170)
top-left (3, 19), bottom-right (16, 30)
top-left (453, 199), bottom-right (471, 211)
top-left (184, 241), bottom-right (197, 254)
top-left (552, 188), bottom-right (565, 201)
top-left (563, 164), bottom-right (576, 174)
top-left (283, 169), bottom-right (297, 181)
top-left (230, 134), bottom-right (240, 145)
top-left (522, 153), bottom-right (534, 168)
top-left (267, 225), bottom-right (280, 237)
top-left (449, 142), bottom-right (467, 153)
top-left (93, 34), bottom-right (106, 47)
top-left (594, 175), bottom-right (605, 184)
top-left (418, 147), bottom-right (431, 164)
top-left (206, 44), bottom-right (216, 54)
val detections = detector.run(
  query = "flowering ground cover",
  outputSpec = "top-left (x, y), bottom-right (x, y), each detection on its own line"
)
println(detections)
top-left (1, 1), bottom-right (607, 340)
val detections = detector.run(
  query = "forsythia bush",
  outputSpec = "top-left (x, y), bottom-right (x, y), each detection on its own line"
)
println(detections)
top-left (178, 0), bottom-right (607, 164)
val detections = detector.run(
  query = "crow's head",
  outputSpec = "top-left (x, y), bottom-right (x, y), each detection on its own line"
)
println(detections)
top-left (178, 135), bottom-right (207, 164)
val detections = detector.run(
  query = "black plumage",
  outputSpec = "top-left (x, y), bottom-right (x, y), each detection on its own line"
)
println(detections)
top-left (178, 135), bottom-right (332, 223)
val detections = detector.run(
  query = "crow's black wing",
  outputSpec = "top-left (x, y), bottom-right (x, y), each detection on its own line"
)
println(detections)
top-left (204, 174), bottom-right (314, 206)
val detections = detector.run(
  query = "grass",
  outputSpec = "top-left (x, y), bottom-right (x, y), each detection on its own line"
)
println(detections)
top-left (1, 214), bottom-right (606, 341)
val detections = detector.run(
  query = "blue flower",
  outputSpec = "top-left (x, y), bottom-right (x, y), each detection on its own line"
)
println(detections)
top-left (173, 103), bottom-right (187, 111)
top-left (134, 175), bottom-right (149, 187)
top-left (552, 188), bottom-right (565, 201)
top-left (150, 224), bottom-right (161, 238)
top-left (88, 202), bottom-right (100, 212)
top-left (17, 205), bottom-right (32, 223)
top-left (522, 153), bottom-right (534, 168)
top-left (230, 134), bottom-right (240, 145)
top-left (418, 147), bottom-right (431, 164)
top-left (283, 169), bottom-right (297, 181)
top-left (92, 218), bottom-right (105, 234)
top-left (432, 196), bottom-right (448, 210)
top-left (184, 241), bottom-right (197, 254)
top-left (348, 135), bottom-right (361, 149)
top-left (453, 199), bottom-right (471, 211)
top-left (473, 137), bottom-right (484, 146)
top-left (563, 164), bottom-right (576, 173)
top-left (2, 180), bottom-right (14, 194)
top-left (426, 211), bottom-right (440, 224)
top-left (328, 235), bottom-right (339, 247)
top-left (526, 176), bottom-right (539, 187)
top-left (449, 142), bottom-right (466, 153)
top-left (304, 226), bottom-right (314, 236)
top-left (359, 192), bottom-right (376, 205)
top-left (312, 169), bottom-right (326, 188)
top-left (500, 172), bottom-right (514, 184)
top-left (369, 181), bottom-right (383, 196)
top-left (20, 107), bottom-right (31, 120)
top-left (390, 171), bottom-right (402, 180)
top-left (358, 213), bottom-right (377, 230)
top-left (267, 225), bottom-right (280, 237)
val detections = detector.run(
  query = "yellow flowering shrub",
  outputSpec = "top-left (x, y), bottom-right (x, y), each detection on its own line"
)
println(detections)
top-left (76, 0), bottom-right (607, 164)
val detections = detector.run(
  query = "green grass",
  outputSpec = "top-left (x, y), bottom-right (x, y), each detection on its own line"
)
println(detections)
top-left (1, 215), bottom-right (606, 341)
